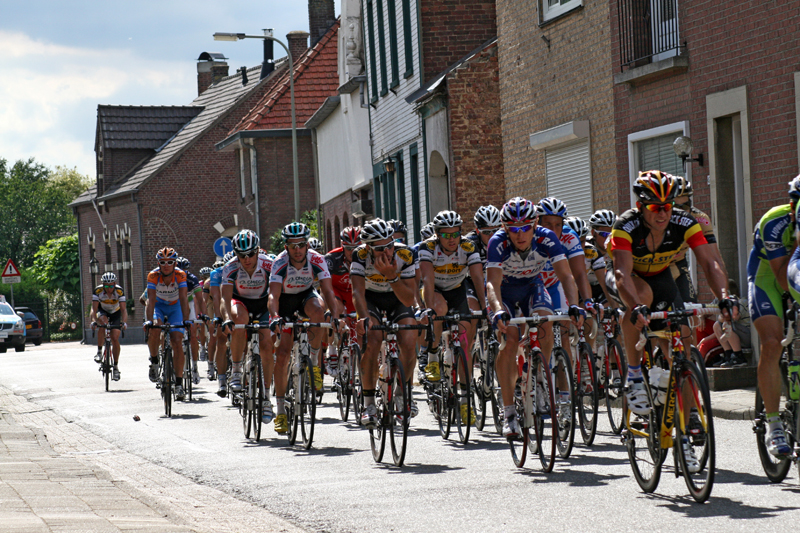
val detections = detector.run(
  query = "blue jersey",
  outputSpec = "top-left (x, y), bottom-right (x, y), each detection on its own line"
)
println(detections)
top-left (539, 226), bottom-right (583, 288)
top-left (209, 267), bottom-right (223, 288)
top-left (486, 227), bottom-right (566, 286)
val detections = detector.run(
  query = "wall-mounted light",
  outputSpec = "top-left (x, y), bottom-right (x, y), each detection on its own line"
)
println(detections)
top-left (89, 257), bottom-right (99, 275)
top-left (384, 157), bottom-right (396, 174)
top-left (673, 135), bottom-right (704, 168)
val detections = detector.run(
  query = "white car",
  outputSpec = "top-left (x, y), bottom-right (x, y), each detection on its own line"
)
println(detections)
top-left (0, 296), bottom-right (26, 353)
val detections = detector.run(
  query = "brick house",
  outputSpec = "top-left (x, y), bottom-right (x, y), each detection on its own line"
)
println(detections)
top-left (215, 16), bottom-right (341, 247)
top-left (610, 0), bottom-right (800, 299)
top-left (71, 54), bottom-right (284, 341)
top-left (362, 0), bottom-right (500, 241)
top-left (495, 0), bottom-right (616, 222)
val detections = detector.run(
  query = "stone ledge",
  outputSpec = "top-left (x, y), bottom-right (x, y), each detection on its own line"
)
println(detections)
top-left (707, 365), bottom-right (757, 391)
top-left (613, 55), bottom-right (689, 86)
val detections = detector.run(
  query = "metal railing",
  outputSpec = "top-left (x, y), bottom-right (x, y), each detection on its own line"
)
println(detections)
top-left (618, 0), bottom-right (684, 71)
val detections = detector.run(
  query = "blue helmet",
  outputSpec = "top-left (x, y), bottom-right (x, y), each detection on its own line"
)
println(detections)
top-left (539, 197), bottom-right (568, 218)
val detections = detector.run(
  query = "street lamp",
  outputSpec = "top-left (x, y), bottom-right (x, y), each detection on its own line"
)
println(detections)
top-left (673, 135), bottom-right (704, 170)
top-left (89, 256), bottom-right (99, 288)
top-left (214, 29), bottom-right (301, 221)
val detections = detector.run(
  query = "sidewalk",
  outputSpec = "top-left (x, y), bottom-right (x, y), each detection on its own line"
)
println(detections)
top-left (0, 386), bottom-right (304, 533)
top-left (710, 387), bottom-right (756, 421)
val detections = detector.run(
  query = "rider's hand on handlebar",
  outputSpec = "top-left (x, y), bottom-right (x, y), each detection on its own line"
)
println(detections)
top-left (122, 322), bottom-right (127, 330)
top-left (492, 310), bottom-right (510, 334)
top-left (630, 305), bottom-right (650, 330)
top-left (268, 317), bottom-right (282, 333)
top-left (568, 305), bottom-right (586, 328)
top-left (143, 320), bottom-right (153, 329)
top-left (718, 295), bottom-right (739, 322)
top-left (221, 320), bottom-right (234, 335)
top-left (583, 298), bottom-right (597, 317)
top-left (356, 317), bottom-right (369, 336)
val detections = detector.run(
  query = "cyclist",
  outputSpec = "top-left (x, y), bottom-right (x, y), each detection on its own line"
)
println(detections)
top-left (324, 226), bottom-right (361, 377)
top-left (177, 257), bottom-right (207, 385)
top-left (587, 209), bottom-right (617, 307)
top-left (750, 176), bottom-right (800, 456)
top-left (90, 272), bottom-right (128, 381)
top-left (197, 266), bottom-right (213, 362)
top-left (608, 171), bottom-right (732, 419)
top-left (388, 219), bottom-right (408, 244)
top-left (202, 261), bottom-right (223, 382)
top-left (219, 230), bottom-right (275, 422)
top-left (464, 205), bottom-right (502, 313)
top-left (351, 218), bottom-right (418, 428)
top-left (419, 210), bottom-right (486, 424)
top-left (486, 197), bottom-right (585, 438)
top-left (413, 222), bottom-right (437, 377)
top-left (144, 247), bottom-right (192, 401)
top-left (268, 222), bottom-right (338, 434)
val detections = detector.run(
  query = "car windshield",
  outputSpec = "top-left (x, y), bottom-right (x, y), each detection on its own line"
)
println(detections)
top-left (0, 303), bottom-right (14, 315)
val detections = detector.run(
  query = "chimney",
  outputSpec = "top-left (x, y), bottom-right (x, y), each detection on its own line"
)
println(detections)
top-left (308, 0), bottom-right (336, 46)
top-left (287, 31), bottom-right (310, 62)
top-left (197, 52), bottom-right (229, 96)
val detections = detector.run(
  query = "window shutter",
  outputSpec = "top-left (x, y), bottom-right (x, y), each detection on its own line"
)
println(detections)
top-left (545, 139), bottom-right (592, 222)
top-left (636, 134), bottom-right (685, 178)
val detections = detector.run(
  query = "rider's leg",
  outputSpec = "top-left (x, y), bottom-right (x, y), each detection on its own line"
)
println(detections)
top-left (111, 329), bottom-right (121, 363)
top-left (171, 330), bottom-right (185, 379)
top-left (273, 332), bottom-right (293, 415)
top-left (755, 315), bottom-right (784, 415)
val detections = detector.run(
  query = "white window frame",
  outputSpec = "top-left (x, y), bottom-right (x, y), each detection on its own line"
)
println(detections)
top-left (626, 120), bottom-right (690, 208)
top-left (542, 0), bottom-right (583, 22)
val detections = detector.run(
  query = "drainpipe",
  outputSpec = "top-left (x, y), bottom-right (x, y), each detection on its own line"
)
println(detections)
top-left (244, 139), bottom-right (261, 237)
top-left (310, 128), bottom-right (322, 244)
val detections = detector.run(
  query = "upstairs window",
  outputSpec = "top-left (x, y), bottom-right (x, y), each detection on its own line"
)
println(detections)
top-left (542, 0), bottom-right (583, 22)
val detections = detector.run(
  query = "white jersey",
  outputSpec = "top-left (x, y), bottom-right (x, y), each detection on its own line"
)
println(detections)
top-left (418, 237), bottom-right (481, 291)
top-left (221, 253), bottom-right (273, 299)
top-left (269, 250), bottom-right (331, 294)
top-left (350, 243), bottom-right (416, 293)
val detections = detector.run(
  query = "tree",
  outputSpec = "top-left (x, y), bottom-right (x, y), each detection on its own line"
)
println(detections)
top-left (268, 210), bottom-right (320, 254)
top-left (31, 234), bottom-right (80, 295)
top-left (0, 158), bottom-right (90, 267)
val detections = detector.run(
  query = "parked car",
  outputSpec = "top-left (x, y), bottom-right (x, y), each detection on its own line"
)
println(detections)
top-left (15, 306), bottom-right (43, 345)
top-left (0, 296), bottom-right (25, 352)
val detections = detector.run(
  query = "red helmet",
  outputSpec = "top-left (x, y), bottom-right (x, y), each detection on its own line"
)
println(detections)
top-left (340, 226), bottom-right (361, 247)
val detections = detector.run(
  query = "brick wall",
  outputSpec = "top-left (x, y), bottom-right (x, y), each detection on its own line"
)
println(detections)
top-left (321, 189), bottom-right (355, 252)
top-left (446, 46), bottom-right (506, 216)
top-left (420, 0), bottom-right (497, 82)
top-left (102, 148), bottom-right (153, 187)
top-left (309, 0), bottom-right (336, 46)
top-left (496, 0), bottom-right (616, 209)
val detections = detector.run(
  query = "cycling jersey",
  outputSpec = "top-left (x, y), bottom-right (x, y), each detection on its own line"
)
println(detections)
top-left (464, 231), bottom-right (490, 266)
top-left (608, 208), bottom-right (707, 277)
top-left (270, 250), bottom-right (331, 295)
top-left (92, 285), bottom-right (126, 314)
top-left (222, 253), bottom-right (273, 299)
top-left (185, 271), bottom-right (202, 302)
top-left (146, 268), bottom-right (188, 305)
top-left (672, 206), bottom-right (717, 264)
top-left (486, 227), bottom-right (566, 286)
top-left (209, 267), bottom-right (223, 288)
top-left (539, 226), bottom-right (583, 288)
top-left (583, 238), bottom-right (606, 285)
top-left (350, 243), bottom-right (416, 292)
top-left (747, 204), bottom-right (795, 320)
top-left (418, 237), bottom-right (481, 291)
top-left (325, 247), bottom-right (352, 295)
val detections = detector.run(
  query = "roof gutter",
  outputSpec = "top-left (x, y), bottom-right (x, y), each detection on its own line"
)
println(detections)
top-left (215, 128), bottom-right (311, 152)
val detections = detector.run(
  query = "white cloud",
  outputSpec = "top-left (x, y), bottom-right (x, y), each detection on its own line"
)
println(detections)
top-left (0, 30), bottom-right (196, 177)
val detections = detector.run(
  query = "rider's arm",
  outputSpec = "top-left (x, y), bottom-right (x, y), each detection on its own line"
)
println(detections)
top-left (553, 258), bottom-right (581, 309)
top-left (120, 301), bottom-right (128, 325)
top-left (318, 278), bottom-right (339, 319)
top-left (209, 286), bottom-right (222, 317)
top-left (267, 281), bottom-right (283, 318)
top-left (195, 287), bottom-right (207, 316)
top-left (221, 284), bottom-right (235, 322)
top-left (179, 286), bottom-right (190, 322)
top-left (485, 266), bottom-right (504, 316)
top-left (468, 262), bottom-right (487, 310)
top-left (146, 288), bottom-right (156, 322)
top-left (769, 254), bottom-right (792, 292)
top-left (694, 243), bottom-right (730, 299)
top-left (351, 275), bottom-right (369, 321)
top-left (612, 249), bottom-right (643, 310)
top-left (567, 254), bottom-right (593, 304)
top-left (595, 265), bottom-right (615, 307)
top-left (419, 260), bottom-right (435, 308)
top-left (90, 301), bottom-right (99, 323)
top-left (392, 277), bottom-right (417, 308)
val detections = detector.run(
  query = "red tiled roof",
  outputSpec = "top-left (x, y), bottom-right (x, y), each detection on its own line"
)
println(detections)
top-left (232, 19), bottom-right (340, 132)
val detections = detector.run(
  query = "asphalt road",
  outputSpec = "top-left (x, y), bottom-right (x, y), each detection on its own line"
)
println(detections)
top-left (3, 341), bottom-right (800, 532)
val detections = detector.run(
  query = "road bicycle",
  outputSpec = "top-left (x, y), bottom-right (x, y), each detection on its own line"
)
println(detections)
top-left (181, 318), bottom-right (206, 402)
top-left (596, 306), bottom-right (627, 435)
top-left (623, 306), bottom-right (718, 503)
top-left (279, 319), bottom-right (333, 449)
top-left (753, 298), bottom-right (800, 482)
top-left (234, 321), bottom-right (269, 441)
top-left (472, 315), bottom-right (502, 434)
top-left (333, 313), bottom-right (359, 422)
top-left (501, 315), bottom-right (571, 472)
top-left (551, 317), bottom-right (576, 459)
top-left (571, 322), bottom-right (599, 446)
top-left (148, 323), bottom-right (182, 418)
top-left (368, 316), bottom-right (427, 466)
top-left (92, 322), bottom-right (124, 391)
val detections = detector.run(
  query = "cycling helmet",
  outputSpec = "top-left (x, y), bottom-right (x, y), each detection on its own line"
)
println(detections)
top-left (232, 229), bottom-right (260, 253)
top-left (633, 170), bottom-right (676, 203)
top-left (789, 174), bottom-right (800, 200)
top-left (432, 210), bottom-right (463, 229)
top-left (176, 257), bottom-right (190, 270)
top-left (223, 251), bottom-right (235, 263)
top-left (474, 205), bottom-right (502, 228)
top-left (420, 222), bottom-right (435, 240)
top-left (360, 219), bottom-right (394, 243)
top-left (340, 226), bottom-right (362, 246)
top-left (673, 175), bottom-right (693, 198)
top-left (281, 222), bottom-right (310, 242)
top-left (100, 272), bottom-right (117, 284)
top-left (156, 247), bottom-right (178, 261)
top-left (388, 219), bottom-right (408, 236)
top-left (565, 217), bottom-right (589, 239)
top-left (212, 260), bottom-right (224, 269)
top-left (539, 197), bottom-right (569, 218)
top-left (589, 209), bottom-right (617, 228)
top-left (308, 237), bottom-right (322, 252)
top-left (266, 253), bottom-right (276, 261)
top-left (199, 267), bottom-right (212, 277)
top-left (500, 197), bottom-right (537, 224)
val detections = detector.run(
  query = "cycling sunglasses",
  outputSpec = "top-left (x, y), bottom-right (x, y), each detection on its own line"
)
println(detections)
top-left (343, 245), bottom-right (359, 251)
top-left (285, 242), bottom-right (308, 250)
top-left (370, 242), bottom-right (395, 252)
top-left (642, 202), bottom-right (673, 214)
top-left (159, 260), bottom-right (175, 266)
top-left (506, 224), bottom-right (533, 234)
top-left (438, 231), bottom-right (461, 239)
top-left (237, 250), bottom-right (258, 258)
top-left (103, 284), bottom-right (114, 288)
top-left (394, 237), bottom-right (405, 244)
top-left (478, 228), bottom-right (499, 236)
top-left (595, 230), bottom-right (611, 238)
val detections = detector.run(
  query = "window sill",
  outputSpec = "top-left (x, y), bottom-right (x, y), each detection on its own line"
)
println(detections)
top-left (614, 54), bottom-right (689, 87)
top-left (404, 69), bottom-right (413, 79)
top-left (380, 88), bottom-right (388, 97)
top-left (539, 3), bottom-right (583, 28)
top-left (390, 79), bottom-right (400, 90)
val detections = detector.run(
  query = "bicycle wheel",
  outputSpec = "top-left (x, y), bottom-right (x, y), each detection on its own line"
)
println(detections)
top-left (576, 342), bottom-right (599, 446)
top-left (754, 387), bottom-right (792, 482)
top-left (103, 345), bottom-right (111, 392)
top-left (690, 346), bottom-right (709, 386)
top-left (299, 358), bottom-right (317, 450)
top-left (183, 341), bottom-right (192, 402)
top-left (472, 343), bottom-right (488, 432)
top-left (508, 377), bottom-right (528, 468)
top-left (241, 363), bottom-right (252, 439)
top-left (389, 362), bottom-right (409, 466)
top-left (625, 384), bottom-right (662, 493)
top-left (605, 339), bottom-right (627, 435)
top-left (337, 345), bottom-right (352, 422)
top-left (533, 351), bottom-right (557, 472)
top-left (553, 347), bottom-right (575, 459)
top-left (675, 360), bottom-right (715, 503)
top-left (370, 387), bottom-right (387, 463)
top-left (286, 365), bottom-right (299, 445)
top-left (438, 364), bottom-right (453, 440)
top-left (351, 345), bottom-right (364, 425)
top-left (453, 346), bottom-right (472, 444)
top-left (254, 358), bottom-right (264, 441)
top-left (162, 348), bottom-right (173, 418)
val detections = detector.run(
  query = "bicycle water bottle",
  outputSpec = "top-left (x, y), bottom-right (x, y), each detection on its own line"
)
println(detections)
top-left (379, 360), bottom-right (389, 381)
top-left (788, 361), bottom-right (800, 401)
top-left (648, 367), bottom-right (669, 406)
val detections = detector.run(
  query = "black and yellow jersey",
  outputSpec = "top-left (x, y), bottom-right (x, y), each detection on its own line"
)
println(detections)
top-left (350, 243), bottom-right (416, 293)
top-left (418, 237), bottom-right (481, 291)
top-left (92, 285), bottom-right (126, 314)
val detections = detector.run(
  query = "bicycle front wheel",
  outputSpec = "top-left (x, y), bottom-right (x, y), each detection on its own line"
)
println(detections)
top-left (299, 359), bottom-right (317, 450)
top-left (337, 346), bottom-right (352, 422)
top-left (162, 349), bottom-right (173, 418)
top-left (352, 345), bottom-right (364, 425)
top-left (625, 388), bottom-right (662, 493)
top-left (754, 387), bottom-right (793, 482)
top-left (576, 342), bottom-right (599, 446)
top-left (103, 346), bottom-right (111, 392)
top-left (389, 362), bottom-right (409, 466)
top-left (286, 366), bottom-right (299, 445)
top-left (533, 351), bottom-right (557, 472)
top-left (254, 359), bottom-right (264, 441)
top-left (508, 376), bottom-right (528, 468)
top-left (454, 347), bottom-right (472, 444)
top-left (605, 339), bottom-right (627, 435)
top-left (370, 387), bottom-right (387, 463)
top-left (472, 343), bottom-right (488, 432)
top-left (241, 365), bottom-right (252, 439)
top-left (438, 363), bottom-right (453, 440)
top-left (553, 347), bottom-right (575, 459)
top-left (675, 360), bottom-right (715, 503)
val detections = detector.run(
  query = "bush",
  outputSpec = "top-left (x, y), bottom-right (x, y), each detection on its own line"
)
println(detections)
top-left (268, 210), bottom-right (320, 254)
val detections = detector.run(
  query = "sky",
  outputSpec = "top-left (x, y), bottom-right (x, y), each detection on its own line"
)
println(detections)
top-left (1, 1), bottom-right (335, 178)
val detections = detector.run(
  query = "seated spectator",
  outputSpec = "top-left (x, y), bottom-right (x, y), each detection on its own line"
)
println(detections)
top-left (699, 279), bottom-right (751, 367)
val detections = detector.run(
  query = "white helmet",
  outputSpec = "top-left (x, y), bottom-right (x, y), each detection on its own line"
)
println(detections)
top-left (474, 205), bottom-right (501, 228)
top-left (589, 209), bottom-right (616, 228)
top-left (360, 219), bottom-right (394, 243)
top-left (432, 210), bottom-right (463, 229)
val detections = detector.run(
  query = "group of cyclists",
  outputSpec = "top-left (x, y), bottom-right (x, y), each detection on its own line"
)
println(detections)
top-left (88, 168), bottom-right (800, 476)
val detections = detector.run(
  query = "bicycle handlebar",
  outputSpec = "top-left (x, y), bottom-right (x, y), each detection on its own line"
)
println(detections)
top-left (497, 315), bottom-right (571, 350)
top-left (634, 306), bottom-right (718, 351)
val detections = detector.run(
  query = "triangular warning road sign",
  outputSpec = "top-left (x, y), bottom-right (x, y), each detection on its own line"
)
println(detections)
top-left (2, 259), bottom-right (20, 277)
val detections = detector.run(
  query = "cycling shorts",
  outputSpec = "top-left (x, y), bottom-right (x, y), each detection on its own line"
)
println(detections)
top-left (501, 280), bottom-right (553, 318)
top-left (231, 296), bottom-right (271, 323)
top-left (365, 289), bottom-right (415, 324)
top-left (436, 283), bottom-right (471, 316)
top-left (278, 287), bottom-right (319, 321)
top-left (546, 282), bottom-right (568, 313)
top-left (672, 258), bottom-right (697, 304)
top-left (749, 263), bottom-right (784, 321)
top-left (97, 309), bottom-right (122, 327)
top-left (333, 287), bottom-right (355, 315)
top-left (155, 301), bottom-right (185, 333)
top-left (605, 267), bottom-right (684, 317)
top-left (591, 282), bottom-right (606, 304)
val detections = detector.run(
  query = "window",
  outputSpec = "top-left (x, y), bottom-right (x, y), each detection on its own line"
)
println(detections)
top-left (627, 121), bottom-right (688, 208)
top-left (387, 0), bottom-right (400, 89)
top-left (395, 151), bottom-right (406, 224)
top-left (402, 0), bottom-right (413, 78)
top-left (545, 139), bottom-right (593, 222)
top-left (376, 0), bottom-right (389, 96)
top-left (366, 0), bottom-right (379, 103)
top-left (542, 0), bottom-right (583, 22)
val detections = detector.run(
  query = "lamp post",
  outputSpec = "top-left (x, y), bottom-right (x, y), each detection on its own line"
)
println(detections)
top-left (214, 30), bottom-right (301, 221)
top-left (673, 135), bottom-right (704, 172)
top-left (89, 257), bottom-right (99, 289)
